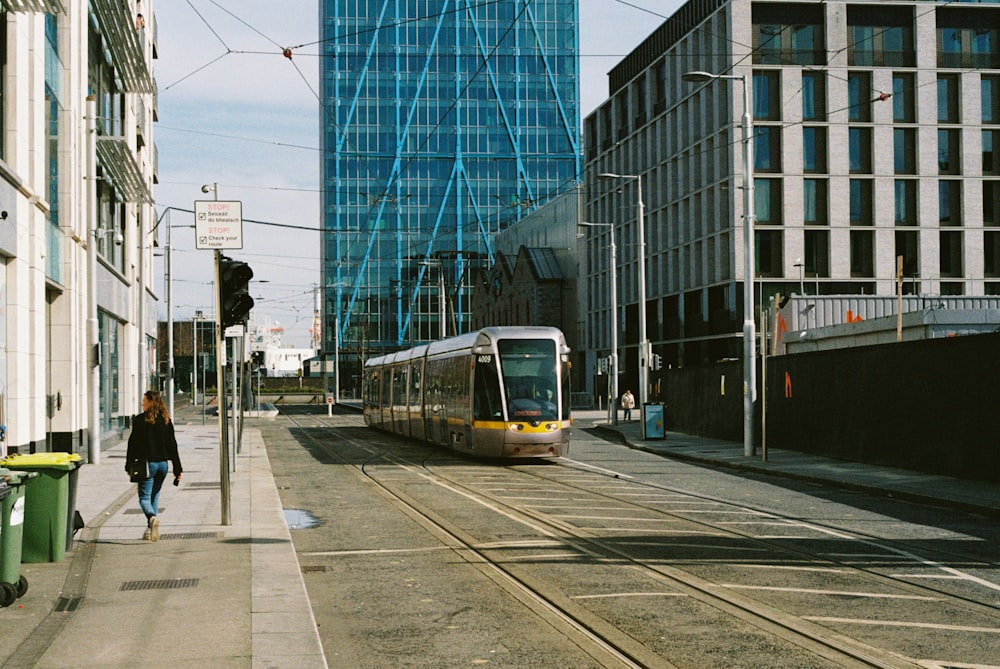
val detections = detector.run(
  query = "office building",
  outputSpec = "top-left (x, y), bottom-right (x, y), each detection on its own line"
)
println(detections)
top-left (584, 0), bottom-right (1000, 377)
top-left (0, 3), bottom-right (158, 454)
top-left (319, 0), bottom-right (581, 391)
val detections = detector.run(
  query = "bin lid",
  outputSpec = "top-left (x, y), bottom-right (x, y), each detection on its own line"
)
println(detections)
top-left (0, 468), bottom-right (39, 485)
top-left (1, 452), bottom-right (82, 470)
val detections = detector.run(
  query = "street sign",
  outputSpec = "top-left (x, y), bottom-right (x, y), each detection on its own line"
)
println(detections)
top-left (326, 396), bottom-right (334, 405)
top-left (195, 200), bottom-right (243, 249)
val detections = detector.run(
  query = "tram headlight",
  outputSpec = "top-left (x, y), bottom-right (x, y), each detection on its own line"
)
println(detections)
top-left (544, 423), bottom-right (559, 431)
top-left (508, 423), bottom-right (524, 432)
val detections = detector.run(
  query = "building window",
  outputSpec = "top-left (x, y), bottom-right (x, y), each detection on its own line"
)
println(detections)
top-left (755, 178), bottom-right (782, 225)
top-left (754, 126), bottom-right (781, 172)
top-left (983, 75), bottom-right (1000, 124)
top-left (892, 73), bottom-right (915, 123)
top-left (803, 127), bottom-right (827, 173)
top-left (895, 180), bottom-right (917, 226)
top-left (848, 71), bottom-right (872, 122)
top-left (802, 71), bottom-right (825, 121)
top-left (984, 130), bottom-right (1000, 174)
top-left (752, 4), bottom-right (825, 66)
top-left (939, 74), bottom-right (960, 123)
top-left (939, 181), bottom-right (962, 226)
top-left (895, 230), bottom-right (919, 281)
top-left (985, 181), bottom-right (1000, 226)
top-left (940, 231), bottom-right (963, 278)
top-left (850, 127), bottom-right (872, 173)
top-left (986, 231), bottom-right (1000, 277)
top-left (848, 6), bottom-right (915, 67)
top-left (940, 281), bottom-right (964, 295)
top-left (804, 229), bottom-right (830, 278)
top-left (938, 129), bottom-right (961, 174)
top-left (756, 230), bottom-right (783, 278)
top-left (850, 179), bottom-right (873, 226)
top-left (753, 70), bottom-right (781, 121)
top-left (601, 105), bottom-right (612, 150)
top-left (803, 179), bottom-right (828, 225)
top-left (653, 60), bottom-right (667, 115)
top-left (615, 94), bottom-right (629, 140)
top-left (894, 128), bottom-right (916, 174)
top-left (634, 77), bottom-right (647, 127)
top-left (850, 230), bottom-right (875, 277)
top-left (938, 15), bottom-right (1000, 69)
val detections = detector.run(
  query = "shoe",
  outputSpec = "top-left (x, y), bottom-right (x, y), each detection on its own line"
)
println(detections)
top-left (142, 528), bottom-right (151, 541)
top-left (149, 516), bottom-right (159, 542)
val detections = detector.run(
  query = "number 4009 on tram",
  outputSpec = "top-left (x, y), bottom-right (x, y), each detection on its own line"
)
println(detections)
top-left (362, 326), bottom-right (571, 458)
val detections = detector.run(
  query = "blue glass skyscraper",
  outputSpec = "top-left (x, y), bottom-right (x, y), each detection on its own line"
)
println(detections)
top-left (319, 0), bottom-right (580, 384)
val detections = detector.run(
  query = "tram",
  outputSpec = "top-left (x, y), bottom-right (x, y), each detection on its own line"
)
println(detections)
top-left (362, 326), bottom-right (571, 458)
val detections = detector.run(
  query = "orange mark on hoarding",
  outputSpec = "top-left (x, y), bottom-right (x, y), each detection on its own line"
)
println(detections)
top-left (784, 371), bottom-right (792, 398)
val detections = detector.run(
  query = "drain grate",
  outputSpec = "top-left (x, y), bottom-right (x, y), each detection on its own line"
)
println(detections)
top-left (120, 578), bottom-right (199, 591)
top-left (185, 481), bottom-right (220, 489)
top-left (301, 565), bottom-right (330, 573)
top-left (54, 597), bottom-right (82, 612)
top-left (160, 532), bottom-right (222, 541)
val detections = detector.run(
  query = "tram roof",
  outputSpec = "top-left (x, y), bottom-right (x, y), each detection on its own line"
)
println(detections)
top-left (364, 327), bottom-right (567, 368)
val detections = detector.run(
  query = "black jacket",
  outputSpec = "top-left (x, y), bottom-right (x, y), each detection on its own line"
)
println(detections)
top-left (125, 412), bottom-right (183, 477)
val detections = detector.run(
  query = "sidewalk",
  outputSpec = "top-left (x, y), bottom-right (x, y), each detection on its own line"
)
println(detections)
top-left (573, 409), bottom-right (1000, 518)
top-left (0, 404), bottom-right (326, 669)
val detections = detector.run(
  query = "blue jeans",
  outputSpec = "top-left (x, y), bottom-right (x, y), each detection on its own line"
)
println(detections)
top-left (137, 460), bottom-right (168, 520)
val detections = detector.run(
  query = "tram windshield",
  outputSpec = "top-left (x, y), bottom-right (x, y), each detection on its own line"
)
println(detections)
top-left (498, 339), bottom-right (559, 421)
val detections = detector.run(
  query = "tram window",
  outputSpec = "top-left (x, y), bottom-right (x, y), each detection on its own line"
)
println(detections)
top-left (409, 363), bottom-right (422, 408)
top-left (498, 339), bottom-right (559, 421)
top-left (561, 361), bottom-right (571, 420)
top-left (473, 356), bottom-right (503, 420)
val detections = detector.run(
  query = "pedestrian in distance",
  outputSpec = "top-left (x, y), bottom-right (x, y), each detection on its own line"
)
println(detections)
top-left (621, 389), bottom-right (635, 422)
top-left (125, 390), bottom-right (183, 541)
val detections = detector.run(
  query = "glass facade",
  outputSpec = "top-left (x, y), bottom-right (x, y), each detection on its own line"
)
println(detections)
top-left (319, 0), bottom-right (580, 375)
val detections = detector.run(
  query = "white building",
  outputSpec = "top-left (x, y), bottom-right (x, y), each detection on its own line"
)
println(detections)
top-left (584, 0), bottom-right (1000, 374)
top-left (0, 2), bottom-right (157, 455)
top-left (247, 322), bottom-right (317, 378)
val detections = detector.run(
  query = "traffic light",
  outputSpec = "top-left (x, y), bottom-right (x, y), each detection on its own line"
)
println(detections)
top-left (219, 255), bottom-right (254, 329)
top-left (650, 353), bottom-right (662, 370)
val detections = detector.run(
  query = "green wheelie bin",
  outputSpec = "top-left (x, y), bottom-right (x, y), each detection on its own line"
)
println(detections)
top-left (0, 453), bottom-right (81, 563)
top-left (0, 469), bottom-right (36, 605)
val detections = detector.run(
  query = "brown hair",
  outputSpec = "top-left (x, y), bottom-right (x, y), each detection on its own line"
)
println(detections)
top-left (143, 390), bottom-right (172, 425)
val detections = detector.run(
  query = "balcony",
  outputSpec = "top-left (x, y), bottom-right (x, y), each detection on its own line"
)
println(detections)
top-left (849, 48), bottom-right (917, 68)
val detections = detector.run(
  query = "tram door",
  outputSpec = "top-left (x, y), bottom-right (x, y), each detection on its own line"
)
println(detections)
top-left (391, 365), bottom-right (409, 437)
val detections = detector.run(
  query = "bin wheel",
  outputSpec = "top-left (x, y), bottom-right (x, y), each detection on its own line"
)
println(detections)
top-left (0, 582), bottom-right (16, 607)
top-left (16, 575), bottom-right (28, 598)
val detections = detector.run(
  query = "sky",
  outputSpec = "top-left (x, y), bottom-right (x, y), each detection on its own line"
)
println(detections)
top-left (152, 0), bottom-right (685, 347)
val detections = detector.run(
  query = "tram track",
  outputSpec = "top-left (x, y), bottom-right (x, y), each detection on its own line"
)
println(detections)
top-left (283, 410), bottom-right (659, 668)
top-left (278, 409), bottom-right (960, 668)
top-left (522, 457), bottom-right (1000, 617)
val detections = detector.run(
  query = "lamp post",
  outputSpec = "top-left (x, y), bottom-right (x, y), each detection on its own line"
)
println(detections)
top-left (683, 69), bottom-right (756, 457)
top-left (794, 258), bottom-right (804, 295)
top-left (580, 222), bottom-right (619, 425)
top-left (598, 173), bottom-right (649, 409)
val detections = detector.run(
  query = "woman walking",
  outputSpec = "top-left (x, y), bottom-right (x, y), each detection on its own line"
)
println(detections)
top-left (125, 390), bottom-right (183, 541)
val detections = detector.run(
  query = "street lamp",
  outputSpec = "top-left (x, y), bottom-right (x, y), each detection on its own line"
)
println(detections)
top-left (794, 257), bottom-right (805, 295)
top-left (579, 222), bottom-right (618, 425)
top-left (598, 172), bottom-right (649, 410)
top-left (682, 69), bottom-right (756, 457)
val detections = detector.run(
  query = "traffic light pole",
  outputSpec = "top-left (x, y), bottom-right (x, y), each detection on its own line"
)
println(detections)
top-left (214, 249), bottom-right (232, 526)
